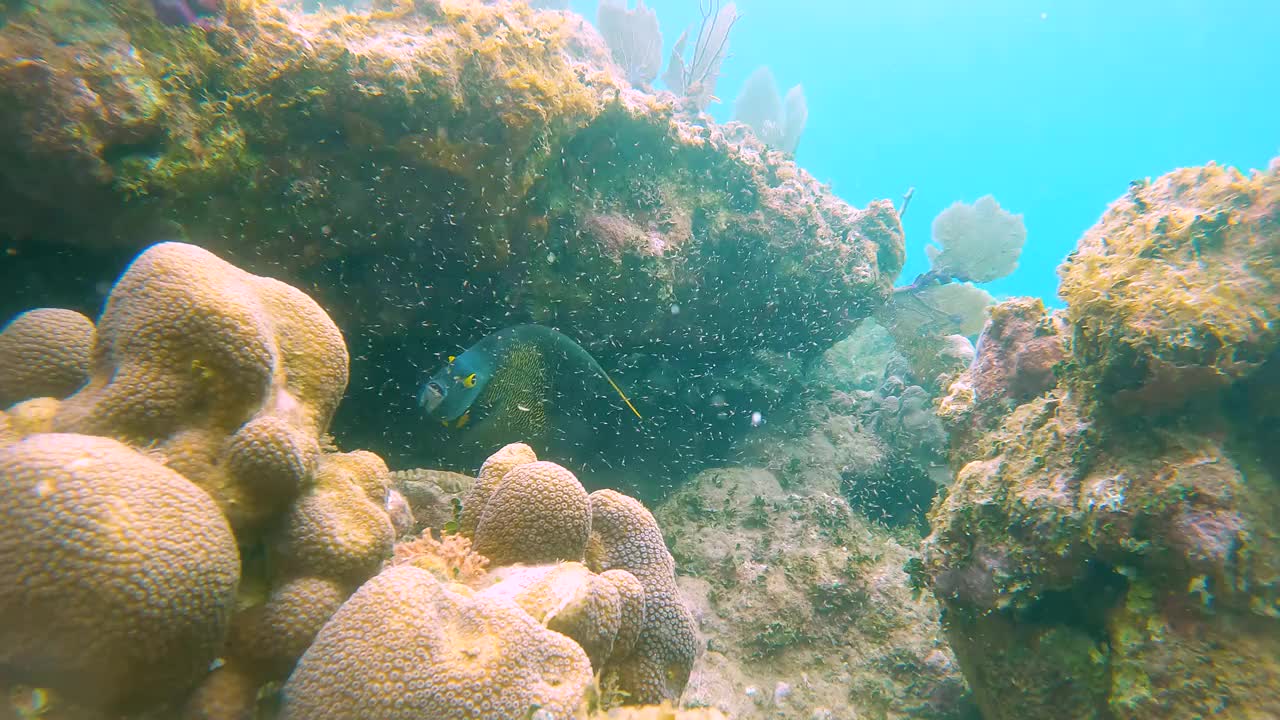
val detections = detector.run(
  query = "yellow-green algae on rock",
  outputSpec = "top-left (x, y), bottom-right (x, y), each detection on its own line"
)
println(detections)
top-left (0, 0), bottom-right (904, 479)
top-left (924, 159), bottom-right (1280, 720)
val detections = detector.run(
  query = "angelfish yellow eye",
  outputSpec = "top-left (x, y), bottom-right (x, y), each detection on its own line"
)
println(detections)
top-left (463, 373), bottom-right (477, 388)
top-left (447, 355), bottom-right (456, 363)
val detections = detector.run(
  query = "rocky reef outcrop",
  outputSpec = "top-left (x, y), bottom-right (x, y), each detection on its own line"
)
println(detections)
top-left (0, 0), bottom-right (903, 478)
top-left (923, 160), bottom-right (1280, 719)
top-left (653, 462), bottom-right (972, 720)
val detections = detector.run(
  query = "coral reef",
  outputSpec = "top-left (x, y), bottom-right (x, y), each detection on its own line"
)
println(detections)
top-left (588, 489), bottom-right (700, 704)
top-left (1059, 162), bottom-right (1280, 415)
top-left (459, 444), bottom-right (699, 705)
top-left (472, 460), bottom-right (593, 566)
top-left (391, 466), bottom-right (472, 534)
top-left (0, 0), bottom-right (903, 478)
top-left (922, 159), bottom-right (1280, 719)
top-left (0, 241), bottom-right (397, 718)
top-left (50, 241), bottom-right (347, 531)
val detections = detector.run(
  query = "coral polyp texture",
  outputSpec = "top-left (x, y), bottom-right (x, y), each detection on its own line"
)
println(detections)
top-left (281, 564), bottom-right (594, 720)
top-left (0, 241), bottom-right (398, 718)
top-left (387, 442), bottom-right (699, 710)
top-left (0, 308), bottom-right (94, 407)
top-left (287, 441), bottom-right (697, 718)
top-left (0, 433), bottom-right (240, 713)
top-left (472, 460), bottom-right (593, 566)
top-left (923, 159), bottom-right (1280, 720)
top-left (587, 489), bottom-right (699, 704)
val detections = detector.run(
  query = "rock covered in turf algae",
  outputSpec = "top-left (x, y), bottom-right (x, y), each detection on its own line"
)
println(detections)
top-left (0, 241), bottom-right (398, 718)
top-left (1058, 161), bottom-right (1280, 413)
top-left (0, 0), bottom-right (902, 473)
top-left (292, 443), bottom-right (699, 716)
top-left (652, 461), bottom-right (970, 719)
top-left (0, 433), bottom-right (240, 713)
top-left (923, 159), bottom-right (1280, 720)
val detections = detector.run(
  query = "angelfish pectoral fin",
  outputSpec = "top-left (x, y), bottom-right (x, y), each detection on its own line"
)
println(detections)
top-left (455, 412), bottom-right (471, 429)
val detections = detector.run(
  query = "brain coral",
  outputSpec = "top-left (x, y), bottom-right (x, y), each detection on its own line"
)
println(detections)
top-left (0, 308), bottom-right (94, 407)
top-left (50, 241), bottom-right (348, 532)
top-left (280, 564), bottom-right (593, 720)
top-left (587, 489), bottom-right (698, 705)
top-left (0, 433), bottom-right (240, 712)
top-left (472, 459), bottom-right (592, 566)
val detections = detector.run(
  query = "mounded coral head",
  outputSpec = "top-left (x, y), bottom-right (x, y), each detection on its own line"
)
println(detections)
top-left (0, 308), bottom-right (94, 407)
top-left (480, 562), bottom-right (646, 671)
top-left (587, 489), bottom-right (698, 705)
top-left (927, 195), bottom-right (1026, 283)
top-left (0, 433), bottom-right (240, 712)
top-left (472, 459), bottom-right (592, 566)
top-left (280, 564), bottom-right (593, 720)
top-left (207, 449), bottom-right (398, 693)
top-left (459, 441), bottom-right (538, 537)
top-left (50, 241), bottom-right (349, 531)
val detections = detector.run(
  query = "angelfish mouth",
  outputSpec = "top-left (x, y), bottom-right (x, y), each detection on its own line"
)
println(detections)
top-left (419, 381), bottom-right (444, 413)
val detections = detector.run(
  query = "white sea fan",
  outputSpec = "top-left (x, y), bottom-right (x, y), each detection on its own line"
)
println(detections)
top-left (927, 195), bottom-right (1026, 283)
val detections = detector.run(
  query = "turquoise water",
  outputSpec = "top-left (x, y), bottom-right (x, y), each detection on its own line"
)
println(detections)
top-left (575, 0), bottom-right (1280, 303)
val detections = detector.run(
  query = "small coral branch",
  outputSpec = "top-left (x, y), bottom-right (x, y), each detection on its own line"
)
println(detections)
top-left (661, 0), bottom-right (738, 110)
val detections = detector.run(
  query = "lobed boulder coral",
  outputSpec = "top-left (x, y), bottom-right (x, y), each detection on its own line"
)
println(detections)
top-left (341, 442), bottom-right (701, 714)
top-left (0, 308), bottom-right (94, 407)
top-left (0, 241), bottom-right (398, 718)
top-left (0, 0), bottom-right (903, 478)
top-left (0, 433), bottom-right (240, 714)
top-left (922, 159), bottom-right (1280, 719)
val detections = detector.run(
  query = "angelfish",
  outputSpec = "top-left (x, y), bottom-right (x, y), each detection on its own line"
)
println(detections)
top-left (419, 324), bottom-right (642, 439)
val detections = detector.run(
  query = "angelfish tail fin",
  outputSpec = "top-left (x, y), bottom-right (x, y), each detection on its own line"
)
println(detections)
top-left (603, 372), bottom-right (643, 420)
